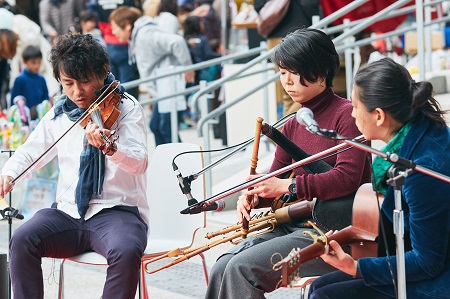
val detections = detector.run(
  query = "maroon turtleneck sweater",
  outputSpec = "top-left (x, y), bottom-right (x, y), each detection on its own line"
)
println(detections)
top-left (260, 88), bottom-right (372, 207)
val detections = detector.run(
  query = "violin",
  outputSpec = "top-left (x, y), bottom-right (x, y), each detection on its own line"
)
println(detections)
top-left (9, 81), bottom-right (123, 185)
top-left (80, 81), bottom-right (122, 154)
top-left (80, 81), bottom-right (121, 130)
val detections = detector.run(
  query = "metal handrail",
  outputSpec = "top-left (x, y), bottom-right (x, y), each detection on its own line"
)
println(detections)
top-left (122, 45), bottom-right (266, 91)
top-left (332, 0), bottom-right (412, 45)
top-left (196, 73), bottom-right (280, 135)
top-left (335, 15), bottom-right (450, 53)
top-left (324, 0), bottom-right (446, 35)
top-left (138, 66), bottom-right (274, 107)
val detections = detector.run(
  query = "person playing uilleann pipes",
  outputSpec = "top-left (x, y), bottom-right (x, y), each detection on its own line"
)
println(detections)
top-left (204, 28), bottom-right (372, 299)
top-left (310, 58), bottom-right (450, 299)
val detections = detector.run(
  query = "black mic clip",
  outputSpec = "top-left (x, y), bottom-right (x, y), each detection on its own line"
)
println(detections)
top-left (0, 206), bottom-right (24, 220)
top-left (173, 162), bottom-right (199, 206)
top-left (316, 128), bottom-right (345, 140)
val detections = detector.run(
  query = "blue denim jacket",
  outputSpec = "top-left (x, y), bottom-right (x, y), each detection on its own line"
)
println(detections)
top-left (358, 115), bottom-right (450, 298)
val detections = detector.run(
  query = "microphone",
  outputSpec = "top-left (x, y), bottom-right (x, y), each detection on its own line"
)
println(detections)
top-left (173, 162), bottom-right (198, 206)
top-left (180, 200), bottom-right (226, 214)
top-left (261, 123), bottom-right (332, 174)
top-left (296, 107), bottom-right (319, 134)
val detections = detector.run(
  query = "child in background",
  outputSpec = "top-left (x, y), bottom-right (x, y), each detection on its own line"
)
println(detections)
top-left (10, 45), bottom-right (49, 120)
top-left (71, 10), bottom-right (105, 46)
top-left (183, 15), bottom-right (220, 122)
top-left (184, 15), bottom-right (220, 83)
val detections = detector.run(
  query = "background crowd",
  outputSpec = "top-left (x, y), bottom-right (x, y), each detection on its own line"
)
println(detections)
top-left (0, 0), bottom-right (226, 149)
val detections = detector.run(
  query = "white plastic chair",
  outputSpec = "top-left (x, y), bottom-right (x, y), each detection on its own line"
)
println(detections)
top-left (140, 142), bottom-right (208, 282)
top-left (58, 143), bottom-right (207, 298)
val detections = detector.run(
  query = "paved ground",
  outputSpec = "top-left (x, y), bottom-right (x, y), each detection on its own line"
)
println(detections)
top-left (1, 92), bottom-right (450, 299)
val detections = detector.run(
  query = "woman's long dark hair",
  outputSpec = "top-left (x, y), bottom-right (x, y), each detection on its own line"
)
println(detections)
top-left (354, 58), bottom-right (447, 126)
top-left (270, 28), bottom-right (340, 87)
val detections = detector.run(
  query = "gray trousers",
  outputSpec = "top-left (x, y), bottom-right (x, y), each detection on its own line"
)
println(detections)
top-left (204, 221), bottom-right (338, 299)
top-left (9, 205), bottom-right (148, 299)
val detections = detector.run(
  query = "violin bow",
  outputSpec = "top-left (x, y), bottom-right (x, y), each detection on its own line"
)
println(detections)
top-left (10, 81), bottom-right (119, 185)
top-left (242, 117), bottom-right (263, 238)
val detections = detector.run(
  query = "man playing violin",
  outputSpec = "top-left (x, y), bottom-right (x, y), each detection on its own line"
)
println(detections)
top-left (0, 33), bottom-right (149, 299)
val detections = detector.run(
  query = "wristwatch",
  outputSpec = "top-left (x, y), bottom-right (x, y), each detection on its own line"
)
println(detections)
top-left (288, 177), bottom-right (297, 194)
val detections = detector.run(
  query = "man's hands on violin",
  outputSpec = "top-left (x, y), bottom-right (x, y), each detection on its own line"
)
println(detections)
top-left (236, 174), bottom-right (292, 222)
top-left (85, 121), bottom-right (117, 156)
top-left (0, 175), bottom-right (14, 198)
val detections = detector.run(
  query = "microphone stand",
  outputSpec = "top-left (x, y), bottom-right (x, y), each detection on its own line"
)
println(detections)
top-left (387, 165), bottom-right (407, 299)
top-left (317, 131), bottom-right (450, 299)
top-left (0, 149), bottom-right (22, 299)
top-left (176, 113), bottom-right (296, 205)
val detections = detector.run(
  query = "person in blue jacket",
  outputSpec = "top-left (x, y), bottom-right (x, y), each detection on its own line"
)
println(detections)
top-left (10, 45), bottom-right (49, 120)
top-left (309, 57), bottom-right (450, 298)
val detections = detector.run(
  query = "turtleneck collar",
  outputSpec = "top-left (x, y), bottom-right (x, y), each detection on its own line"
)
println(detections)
top-left (24, 68), bottom-right (39, 77)
top-left (301, 88), bottom-right (335, 116)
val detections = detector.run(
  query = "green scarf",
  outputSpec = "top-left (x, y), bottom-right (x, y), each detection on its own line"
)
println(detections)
top-left (371, 121), bottom-right (412, 195)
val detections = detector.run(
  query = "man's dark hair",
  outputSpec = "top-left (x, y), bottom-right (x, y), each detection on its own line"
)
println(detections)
top-left (22, 45), bottom-right (42, 62)
top-left (50, 33), bottom-right (109, 82)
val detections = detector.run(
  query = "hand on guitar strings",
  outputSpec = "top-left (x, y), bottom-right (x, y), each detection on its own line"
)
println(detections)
top-left (320, 233), bottom-right (358, 277)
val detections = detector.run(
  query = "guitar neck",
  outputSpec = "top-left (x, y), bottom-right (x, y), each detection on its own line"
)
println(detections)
top-left (281, 226), bottom-right (377, 287)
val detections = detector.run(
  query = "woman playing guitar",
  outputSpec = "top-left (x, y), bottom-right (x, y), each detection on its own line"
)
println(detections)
top-left (310, 58), bottom-right (450, 298)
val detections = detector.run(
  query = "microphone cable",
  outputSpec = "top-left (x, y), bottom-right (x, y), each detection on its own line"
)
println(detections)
top-left (171, 112), bottom-right (298, 172)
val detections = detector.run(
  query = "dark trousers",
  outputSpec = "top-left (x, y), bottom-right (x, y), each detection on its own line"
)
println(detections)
top-left (9, 206), bottom-right (148, 299)
top-left (309, 270), bottom-right (392, 299)
top-left (149, 103), bottom-right (182, 146)
top-left (205, 223), bottom-right (337, 299)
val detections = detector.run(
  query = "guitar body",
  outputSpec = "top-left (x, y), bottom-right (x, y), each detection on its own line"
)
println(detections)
top-left (281, 183), bottom-right (384, 286)
top-left (351, 183), bottom-right (383, 259)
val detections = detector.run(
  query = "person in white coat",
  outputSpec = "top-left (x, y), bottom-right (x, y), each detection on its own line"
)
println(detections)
top-left (110, 6), bottom-right (194, 146)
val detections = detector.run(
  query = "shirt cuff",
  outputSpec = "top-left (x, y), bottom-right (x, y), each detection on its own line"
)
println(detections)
top-left (107, 143), bottom-right (126, 163)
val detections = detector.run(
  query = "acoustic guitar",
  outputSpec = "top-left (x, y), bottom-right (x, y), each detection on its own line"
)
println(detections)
top-left (280, 183), bottom-right (383, 287)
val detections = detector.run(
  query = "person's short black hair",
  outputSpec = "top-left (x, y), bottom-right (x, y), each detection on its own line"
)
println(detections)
top-left (158, 0), bottom-right (178, 15)
top-left (179, 3), bottom-right (194, 13)
top-left (22, 45), bottom-right (42, 62)
top-left (50, 33), bottom-right (109, 82)
top-left (184, 15), bottom-right (202, 37)
top-left (271, 28), bottom-right (340, 87)
top-left (79, 10), bottom-right (97, 23)
top-left (195, 0), bottom-right (213, 5)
